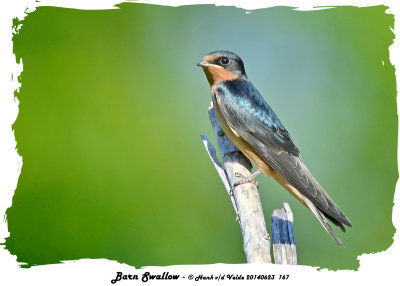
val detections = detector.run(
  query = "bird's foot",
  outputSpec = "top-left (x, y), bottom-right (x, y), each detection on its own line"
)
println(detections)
top-left (230, 170), bottom-right (261, 193)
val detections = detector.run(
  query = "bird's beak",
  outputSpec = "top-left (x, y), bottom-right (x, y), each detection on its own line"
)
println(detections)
top-left (196, 60), bottom-right (223, 69)
top-left (196, 60), bottom-right (210, 67)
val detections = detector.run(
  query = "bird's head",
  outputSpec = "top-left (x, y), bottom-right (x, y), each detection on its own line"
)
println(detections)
top-left (197, 50), bottom-right (247, 86)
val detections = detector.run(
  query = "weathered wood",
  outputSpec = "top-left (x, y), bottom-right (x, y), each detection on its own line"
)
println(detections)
top-left (200, 134), bottom-right (238, 216)
top-left (271, 203), bottom-right (297, 265)
top-left (201, 103), bottom-right (271, 263)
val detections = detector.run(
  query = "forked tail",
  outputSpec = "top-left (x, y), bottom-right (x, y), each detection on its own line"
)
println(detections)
top-left (302, 195), bottom-right (344, 246)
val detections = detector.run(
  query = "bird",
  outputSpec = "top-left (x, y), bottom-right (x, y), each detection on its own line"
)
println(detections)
top-left (197, 50), bottom-right (352, 245)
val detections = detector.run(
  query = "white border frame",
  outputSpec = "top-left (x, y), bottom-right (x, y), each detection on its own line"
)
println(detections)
top-left (1, 1), bottom-right (398, 285)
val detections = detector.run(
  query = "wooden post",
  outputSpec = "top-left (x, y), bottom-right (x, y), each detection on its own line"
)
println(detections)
top-left (201, 103), bottom-right (271, 263)
top-left (271, 203), bottom-right (297, 264)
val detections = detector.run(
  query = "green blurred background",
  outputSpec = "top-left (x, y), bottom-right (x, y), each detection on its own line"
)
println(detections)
top-left (5, 4), bottom-right (396, 270)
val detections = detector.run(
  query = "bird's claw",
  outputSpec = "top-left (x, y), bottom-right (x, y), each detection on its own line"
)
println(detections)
top-left (232, 172), bottom-right (259, 190)
top-left (234, 172), bottom-right (245, 179)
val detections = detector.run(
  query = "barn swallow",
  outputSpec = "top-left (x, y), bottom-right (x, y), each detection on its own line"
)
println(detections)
top-left (197, 50), bottom-right (352, 245)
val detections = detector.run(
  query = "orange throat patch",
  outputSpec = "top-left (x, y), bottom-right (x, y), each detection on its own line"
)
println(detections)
top-left (202, 66), bottom-right (238, 86)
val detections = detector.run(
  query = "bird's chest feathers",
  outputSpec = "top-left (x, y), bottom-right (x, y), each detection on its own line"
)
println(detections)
top-left (212, 92), bottom-right (242, 142)
top-left (212, 88), bottom-right (240, 137)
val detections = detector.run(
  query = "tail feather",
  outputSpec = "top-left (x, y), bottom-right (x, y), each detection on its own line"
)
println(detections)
top-left (323, 212), bottom-right (346, 232)
top-left (302, 195), bottom-right (344, 246)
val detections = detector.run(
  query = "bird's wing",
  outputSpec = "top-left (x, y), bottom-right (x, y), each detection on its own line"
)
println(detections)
top-left (215, 80), bottom-right (352, 231)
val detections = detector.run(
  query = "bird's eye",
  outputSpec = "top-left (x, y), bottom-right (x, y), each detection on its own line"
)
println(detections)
top-left (220, 57), bottom-right (230, 65)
